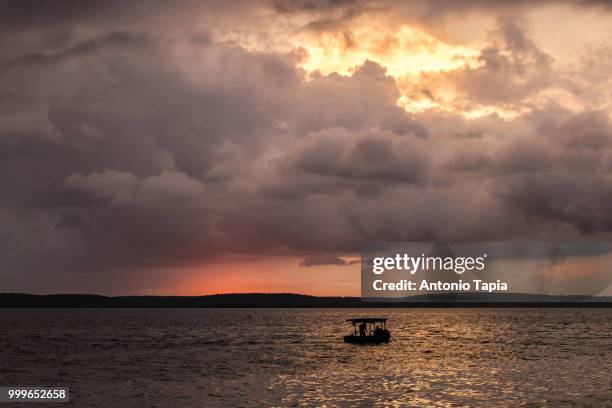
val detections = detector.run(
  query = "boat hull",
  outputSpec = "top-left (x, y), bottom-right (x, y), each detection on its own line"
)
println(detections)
top-left (343, 333), bottom-right (390, 344)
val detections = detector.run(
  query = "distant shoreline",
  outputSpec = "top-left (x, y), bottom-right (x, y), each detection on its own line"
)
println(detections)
top-left (1, 293), bottom-right (611, 308)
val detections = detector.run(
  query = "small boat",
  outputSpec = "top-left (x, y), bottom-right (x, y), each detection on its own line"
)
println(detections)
top-left (344, 318), bottom-right (390, 344)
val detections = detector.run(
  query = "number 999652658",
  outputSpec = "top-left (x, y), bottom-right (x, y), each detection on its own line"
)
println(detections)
top-left (1, 387), bottom-right (68, 402)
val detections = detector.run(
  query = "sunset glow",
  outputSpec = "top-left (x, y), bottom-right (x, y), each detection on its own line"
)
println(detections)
top-left (297, 24), bottom-right (479, 77)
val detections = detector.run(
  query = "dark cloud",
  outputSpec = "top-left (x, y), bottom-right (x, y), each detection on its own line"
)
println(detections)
top-left (0, 31), bottom-right (150, 72)
top-left (299, 255), bottom-right (358, 267)
top-left (279, 127), bottom-right (429, 193)
top-left (273, 0), bottom-right (359, 13)
top-left (271, 0), bottom-right (612, 36)
top-left (412, 16), bottom-right (554, 109)
top-left (459, 17), bottom-right (553, 105)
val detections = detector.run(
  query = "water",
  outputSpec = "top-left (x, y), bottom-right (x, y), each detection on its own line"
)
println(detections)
top-left (1, 308), bottom-right (611, 407)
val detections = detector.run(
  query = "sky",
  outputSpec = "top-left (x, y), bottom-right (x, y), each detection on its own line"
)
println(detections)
top-left (2, 0), bottom-right (612, 295)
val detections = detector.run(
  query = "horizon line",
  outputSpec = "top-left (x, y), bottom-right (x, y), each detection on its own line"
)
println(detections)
top-left (2, 292), bottom-right (610, 298)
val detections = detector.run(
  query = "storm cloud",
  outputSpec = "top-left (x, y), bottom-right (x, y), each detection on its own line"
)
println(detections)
top-left (1, 0), bottom-right (612, 292)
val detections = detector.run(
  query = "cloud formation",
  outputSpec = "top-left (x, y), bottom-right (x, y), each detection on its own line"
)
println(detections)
top-left (1, 0), bottom-right (612, 292)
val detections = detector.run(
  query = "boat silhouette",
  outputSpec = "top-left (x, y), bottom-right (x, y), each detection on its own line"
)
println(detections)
top-left (344, 318), bottom-right (390, 344)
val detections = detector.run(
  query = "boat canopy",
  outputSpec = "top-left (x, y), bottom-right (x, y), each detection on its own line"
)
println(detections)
top-left (346, 318), bottom-right (387, 323)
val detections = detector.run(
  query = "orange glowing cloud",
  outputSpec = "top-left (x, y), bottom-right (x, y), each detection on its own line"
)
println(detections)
top-left (292, 18), bottom-right (488, 117)
top-left (220, 6), bottom-right (612, 120)
top-left (296, 23), bottom-right (478, 78)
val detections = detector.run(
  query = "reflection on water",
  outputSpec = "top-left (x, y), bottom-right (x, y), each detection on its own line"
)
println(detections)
top-left (1, 309), bottom-right (611, 407)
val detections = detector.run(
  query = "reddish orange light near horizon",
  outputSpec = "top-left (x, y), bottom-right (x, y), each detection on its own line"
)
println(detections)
top-left (174, 256), bottom-right (361, 296)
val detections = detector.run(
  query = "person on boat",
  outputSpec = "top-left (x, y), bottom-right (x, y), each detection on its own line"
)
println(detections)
top-left (359, 322), bottom-right (367, 337)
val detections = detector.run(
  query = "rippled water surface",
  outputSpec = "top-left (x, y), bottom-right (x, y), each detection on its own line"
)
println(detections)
top-left (1, 308), bottom-right (611, 407)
